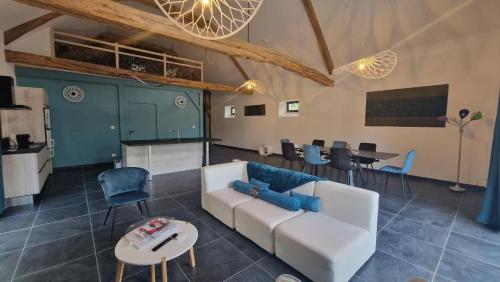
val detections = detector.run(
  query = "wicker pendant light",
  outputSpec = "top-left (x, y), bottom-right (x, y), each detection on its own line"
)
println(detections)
top-left (153, 0), bottom-right (264, 40)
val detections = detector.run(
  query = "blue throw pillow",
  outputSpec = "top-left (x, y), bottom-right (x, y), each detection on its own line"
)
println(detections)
top-left (290, 190), bottom-right (320, 212)
top-left (233, 180), bottom-right (265, 198)
top-left (250, 178), bottom-right (270, 190)
top-left (260, 189), bottom-right (301, 211)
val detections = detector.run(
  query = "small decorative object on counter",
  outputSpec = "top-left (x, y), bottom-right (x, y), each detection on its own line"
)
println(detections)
top-left (437, 109), bottom-right (483, 192)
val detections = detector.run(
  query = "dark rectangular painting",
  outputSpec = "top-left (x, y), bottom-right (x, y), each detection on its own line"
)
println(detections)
top-left (244, 104), bottom-right (266, 116)
top-left (365, 84), bottom-right (449, 127)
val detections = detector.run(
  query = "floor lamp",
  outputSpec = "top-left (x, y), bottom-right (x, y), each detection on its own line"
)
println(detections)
top-left (438, 109), bottom-right (482, 192)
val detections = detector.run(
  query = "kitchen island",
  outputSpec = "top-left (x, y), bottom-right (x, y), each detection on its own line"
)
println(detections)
top-left (121, 138), bottom-right (221, 180)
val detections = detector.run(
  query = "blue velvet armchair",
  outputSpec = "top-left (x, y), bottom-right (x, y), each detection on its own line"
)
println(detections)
top-left (98, 167), bottom-right (150, 240)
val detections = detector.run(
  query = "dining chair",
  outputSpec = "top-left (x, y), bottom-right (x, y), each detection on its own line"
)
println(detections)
top-left (98, 167), bottom-right (151, 240)
top-left (330, 147), bottom-right (359, 186)
top-left (303, 144), bottom-right (330, 176)
top-left (312, 139), bottom-right (325, 147)
top-left (280, 139), bottom-right (291, 167)
top-left (357, 143), bottom-right (377, 182)
top-left (282, 142), bottom-right (304, 170)
top-left (332, 141), bottom-right (347, 149)
top-left (379, 150), bottom-right (416, 200)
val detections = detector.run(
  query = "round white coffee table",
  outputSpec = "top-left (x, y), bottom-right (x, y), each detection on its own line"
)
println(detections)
top-left (114, 220), bottom-right (198, 282)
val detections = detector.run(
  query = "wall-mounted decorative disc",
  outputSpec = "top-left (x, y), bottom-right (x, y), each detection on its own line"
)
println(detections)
top-left (175, 95), bottom-right (188, 109)
top-left (62, 86), bottom-right (85, 103)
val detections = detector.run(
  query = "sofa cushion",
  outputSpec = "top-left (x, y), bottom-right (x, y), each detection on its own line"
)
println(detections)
top-left (204, 188), bottom-right (254, 228)
top-left (233, 180), bottom-right (267, 197)
top-left (234, 199), bottom-right (304, 253)
top-left (250, 178), bottom-right (270, 189)
top-left (275, 212), bottom-right (373, 282)
top-left (260, 189), bottom-right (301, 211)
top-left (290, 190), bottom-right (320, 212)
top-left (247, 162), bottom-right (319, 193)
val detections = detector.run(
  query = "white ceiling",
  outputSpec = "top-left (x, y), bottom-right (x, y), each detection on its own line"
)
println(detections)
top-left (1, 0), bottom-right (499, 85)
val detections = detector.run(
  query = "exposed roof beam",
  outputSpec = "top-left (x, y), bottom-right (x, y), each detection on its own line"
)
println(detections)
top-left (230, 56), bottom-right (250, 81)
top-left (5, 50), bottom-right (251, 95)
top-left (14, 0), bottom-right (334, 86)
top-left (302, 0), bottom-right (334, 74)
top-left (4, 12), bottom-right (61, 45)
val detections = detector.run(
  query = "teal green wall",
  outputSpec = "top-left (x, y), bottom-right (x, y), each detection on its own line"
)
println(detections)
top-left (15, 67), bottom-right (203, 168)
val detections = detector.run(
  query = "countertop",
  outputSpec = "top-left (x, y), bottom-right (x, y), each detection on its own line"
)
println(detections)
top-left (121, 138), bottom-right (222, 147)
top-left (2, 142), bottom-right (47, 155)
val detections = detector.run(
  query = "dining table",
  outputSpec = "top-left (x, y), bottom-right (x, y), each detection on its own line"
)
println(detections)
top-left (296, 144), bottom-right (399, 185)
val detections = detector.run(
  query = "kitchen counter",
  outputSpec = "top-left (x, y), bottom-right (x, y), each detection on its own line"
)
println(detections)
top-left (2, 142), bottom-right (47, 155)
top-left (121, 138), bottom-right (221, 147)
top-left (121, 137), bottom-right (221, 179)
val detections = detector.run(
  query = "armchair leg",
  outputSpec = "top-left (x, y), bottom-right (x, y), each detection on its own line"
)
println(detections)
top-left (137, 202), bottom-right (144, 215)
top-left (103, 207), bottom-right (112, 226)
top-left (110, 206), bottom-right (118, 241)
top-left (144, 200), bottom-right (151, 217)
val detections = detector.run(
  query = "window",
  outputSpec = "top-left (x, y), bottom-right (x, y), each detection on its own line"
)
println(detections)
top-left (224, 106), bottom-right (236, 118)
top-left (279, 100), bottom-right (300, 117)
top-left (286, 100), bottom-right (300, 113)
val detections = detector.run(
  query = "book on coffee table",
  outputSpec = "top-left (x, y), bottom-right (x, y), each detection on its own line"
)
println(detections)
top-left (124, 217), bottom-right (181, 250)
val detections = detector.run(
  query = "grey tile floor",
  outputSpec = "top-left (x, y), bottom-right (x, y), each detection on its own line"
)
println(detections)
top-left (0, 145), bottom-right (498, 282)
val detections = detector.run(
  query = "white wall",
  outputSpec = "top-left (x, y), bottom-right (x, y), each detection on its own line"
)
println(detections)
top-left (210, 30), bottom-right (500, 186)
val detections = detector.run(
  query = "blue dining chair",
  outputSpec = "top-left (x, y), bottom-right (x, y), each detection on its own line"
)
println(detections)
top-left (303, 145), bottom-right (330, 176)
top-left (98, 167), bottom-right (151, 240)
top-left (379, 150), bottom-right (416, 200)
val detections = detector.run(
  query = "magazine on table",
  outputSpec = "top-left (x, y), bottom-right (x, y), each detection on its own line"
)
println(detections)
top-left (124, 217), bottom-right (181, 250)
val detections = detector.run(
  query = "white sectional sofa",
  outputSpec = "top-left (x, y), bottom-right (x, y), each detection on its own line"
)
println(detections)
top-left (201, 161), bottom-right (379, 282)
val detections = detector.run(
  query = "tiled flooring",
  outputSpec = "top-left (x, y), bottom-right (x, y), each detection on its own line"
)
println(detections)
top-left (0, 145), bottom-right (498, 282)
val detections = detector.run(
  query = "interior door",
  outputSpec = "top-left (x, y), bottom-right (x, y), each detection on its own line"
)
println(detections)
top-left (127, 102), bottom-right (157, 140)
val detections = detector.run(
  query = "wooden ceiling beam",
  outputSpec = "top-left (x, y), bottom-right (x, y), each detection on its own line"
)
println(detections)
top-left (230, 56), bottom-right (250, 81)
top-left (5, 50), bottom-right (251, 95)
top-left (14, 0), bottom-right (334, 86)
top-left (4, 12), bottom-right (61, 45)
top-left (302, 0), bottom-right (334, 74)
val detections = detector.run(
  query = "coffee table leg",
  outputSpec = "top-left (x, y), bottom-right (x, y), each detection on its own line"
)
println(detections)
top-left (161, 257), bottom-right (168, 282)
top-left (151, 265), bottom-right (156, 282)
top-left (115, 260), bottom-right (125, 282)
top-left (188, 247), bottom-right (196, 267)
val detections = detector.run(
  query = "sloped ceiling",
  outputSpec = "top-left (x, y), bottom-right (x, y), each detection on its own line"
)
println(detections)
top-left (1, 0), bottom-right (499, 87)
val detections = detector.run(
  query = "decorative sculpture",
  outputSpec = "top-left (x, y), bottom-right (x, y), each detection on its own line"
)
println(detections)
top-left (438, 109), bottom-right (483, 192)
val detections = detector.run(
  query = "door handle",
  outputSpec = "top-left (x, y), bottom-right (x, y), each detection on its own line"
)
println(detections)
top-left (129, 130), bottom-right (135, 135)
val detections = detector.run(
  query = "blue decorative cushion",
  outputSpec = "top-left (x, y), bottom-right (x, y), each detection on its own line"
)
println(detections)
top-left (233, 180), bottom-right (265, 198)
top-left (250, 178), bottom-right (270, 190)
top-left (260, 189), bottom-right (301, 211)
top-left (290, 190), bottom-right (320, 212)
top-left (247, 161), bottom-right (320, 193)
